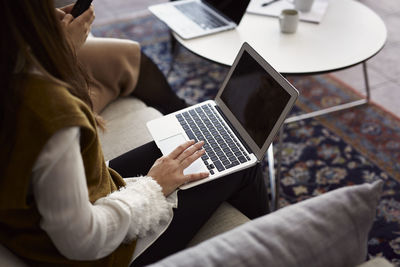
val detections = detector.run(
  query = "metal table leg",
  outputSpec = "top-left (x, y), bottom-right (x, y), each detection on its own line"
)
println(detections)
top-left (271, 62), bottom-right (372, 210)
top-left (267, 143), bottom-right (276, 211)
top-left (285, 62), bottom-right (371, 124)
top-left (268, 125), bottom-right (284, 211)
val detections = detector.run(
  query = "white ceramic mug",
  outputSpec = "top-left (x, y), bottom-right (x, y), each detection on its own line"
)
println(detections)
top-left (294, 0), bottom-right (315, 12)
top-left (279, 9), bottom-right (299, 34)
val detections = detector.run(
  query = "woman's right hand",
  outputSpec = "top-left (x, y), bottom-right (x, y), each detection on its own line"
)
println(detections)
top-left (147, 140), bottom-right (209, 196)
top-left (58, 4), bottom-right (95, 51)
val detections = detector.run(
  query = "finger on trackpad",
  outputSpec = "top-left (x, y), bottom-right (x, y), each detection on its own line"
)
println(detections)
top-left (158, 134), bottom-right (208, 174)
top-left (158, 134), bottom-right (187, 155)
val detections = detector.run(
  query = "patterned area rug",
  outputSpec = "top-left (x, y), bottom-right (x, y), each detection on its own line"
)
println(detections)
top-left (92, 13), bottom-right (400, 265)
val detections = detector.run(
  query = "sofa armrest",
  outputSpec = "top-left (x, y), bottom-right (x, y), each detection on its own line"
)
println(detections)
top-left (188, 202), bottom-right (250, 246)
top-left (99, 97), bottom-right (162, 161)
top-left (357, 258), bottom-right (394, 267)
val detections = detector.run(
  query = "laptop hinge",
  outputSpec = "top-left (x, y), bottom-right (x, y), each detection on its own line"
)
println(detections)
top-left (201, 0), bottom-right (233, 24)
top-left (214, 106), bottom-right (252, 155)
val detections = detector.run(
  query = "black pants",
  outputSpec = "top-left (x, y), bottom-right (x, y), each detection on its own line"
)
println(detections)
top-left (110, 142), bottom-right (269, 266)
top-left (132, 52), bottom-right (187, 115)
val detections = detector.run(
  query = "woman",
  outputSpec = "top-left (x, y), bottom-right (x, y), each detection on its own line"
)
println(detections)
top-left (0, 1), bottom-right (269, 266)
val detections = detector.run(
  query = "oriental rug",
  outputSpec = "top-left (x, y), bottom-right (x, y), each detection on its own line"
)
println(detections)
top-left (92, 13), bottom-right (400, 265)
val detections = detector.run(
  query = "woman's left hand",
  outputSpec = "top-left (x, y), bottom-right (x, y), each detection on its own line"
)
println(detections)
top-left (57, 4), bottom-right (95, 51)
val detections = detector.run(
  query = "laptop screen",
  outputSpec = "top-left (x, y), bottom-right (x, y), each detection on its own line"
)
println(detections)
top-left (203, 0), bottom-right (251, 24)
top-left (220, 50), bottom-right (291, 148)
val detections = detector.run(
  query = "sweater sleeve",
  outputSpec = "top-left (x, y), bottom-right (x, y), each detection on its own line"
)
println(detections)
top-left (31, 127), bottom-right (173, 261)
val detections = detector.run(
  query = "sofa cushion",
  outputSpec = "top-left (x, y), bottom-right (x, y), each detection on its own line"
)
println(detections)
top-left (99, 97), bottom-right (162, 161)
top-left (188, 202), bottom-right (250, 247)
top-left (149, 181), bottom-right (383, 267)
top-left (357, 257), bottom-right (394, 267)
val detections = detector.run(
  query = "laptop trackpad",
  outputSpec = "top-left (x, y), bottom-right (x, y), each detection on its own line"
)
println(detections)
top-left (158, 134), bottom-right (187, 155)
top-left (158, 134), bottom-right (208, 175)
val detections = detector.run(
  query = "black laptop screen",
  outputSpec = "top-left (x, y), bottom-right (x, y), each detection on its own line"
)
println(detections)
top-left (220, 51), bottom-right (291, 148)
top-left (204, 0), bottom-right (251, 24)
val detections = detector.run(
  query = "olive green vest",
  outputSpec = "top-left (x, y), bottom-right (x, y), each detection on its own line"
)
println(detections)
top-left (0, 75), bottom-right (136, 266)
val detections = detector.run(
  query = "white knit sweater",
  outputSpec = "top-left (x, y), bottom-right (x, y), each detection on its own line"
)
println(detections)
top-left (31, 127), bottom-right (178, 262)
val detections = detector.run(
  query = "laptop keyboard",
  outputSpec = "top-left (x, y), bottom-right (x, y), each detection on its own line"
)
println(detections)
top-left (175, 2), bottom-right (228, 30)
top-left (176, 104), bottom-right (250, 175)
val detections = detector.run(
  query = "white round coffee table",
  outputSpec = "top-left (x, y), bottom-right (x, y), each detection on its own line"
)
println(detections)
top-left (172, 0), bottom-right (386, 210)
top-left (173, 0), bottom-right (386, 75)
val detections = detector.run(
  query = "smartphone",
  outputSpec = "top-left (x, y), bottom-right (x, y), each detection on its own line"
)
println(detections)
top-left (70, 0), bottom-right (93, 18)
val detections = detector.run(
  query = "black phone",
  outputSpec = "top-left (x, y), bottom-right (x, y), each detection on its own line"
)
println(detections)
top-left (70, 0), bottom-right (93, 18)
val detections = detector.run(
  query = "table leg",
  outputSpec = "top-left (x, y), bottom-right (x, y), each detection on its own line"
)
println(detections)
top-left (167, 31), bottom-right (179, 77)
top-left (267, 143), bottom-right (276, 211)
top-left (363, 61), bottom-right (371, 101)
top-left (284, 61), bottom-right (372, 124)
top-left (272, 63), bottom-right (371, 210)
top-left (268, 124), bottom-right (284, 211)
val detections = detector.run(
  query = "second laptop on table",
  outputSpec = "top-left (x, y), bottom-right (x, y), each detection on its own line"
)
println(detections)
top-left (149, 0), bottom-right (251, 40)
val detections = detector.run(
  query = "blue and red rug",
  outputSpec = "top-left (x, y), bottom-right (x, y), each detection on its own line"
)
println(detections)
top-left (93, 13), bottom-right (400, 265)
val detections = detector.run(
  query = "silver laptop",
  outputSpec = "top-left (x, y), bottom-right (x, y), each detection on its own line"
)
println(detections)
top-left (147, 43), bottom-right (299, 189)
top-left (149, 0), bottom-right (250, 40)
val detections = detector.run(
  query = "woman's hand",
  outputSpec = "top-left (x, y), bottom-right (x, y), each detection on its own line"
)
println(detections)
top-left (57, 4), bottom-right (95, 51)
top-left (148, 140), bottom-right (210, 196)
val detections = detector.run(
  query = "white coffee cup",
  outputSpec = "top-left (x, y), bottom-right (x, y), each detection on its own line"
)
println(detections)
top-left (279, 9), bottom-right (299, 34)
top-left (294, 0), bottom-right (315, 12)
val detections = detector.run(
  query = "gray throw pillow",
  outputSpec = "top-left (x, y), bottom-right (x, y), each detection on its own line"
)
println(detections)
top-left (150, 181), bottom-right (383, 267)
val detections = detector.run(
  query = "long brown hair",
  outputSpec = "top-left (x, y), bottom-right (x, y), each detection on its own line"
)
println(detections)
top-left (0, 0), bottom-right (94, 142)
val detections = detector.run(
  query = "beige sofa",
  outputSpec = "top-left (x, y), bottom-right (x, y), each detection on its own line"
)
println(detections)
top-left (0, 96), bottom-right (250, 266)
top-left (0, 95), bottom-right (394, 267)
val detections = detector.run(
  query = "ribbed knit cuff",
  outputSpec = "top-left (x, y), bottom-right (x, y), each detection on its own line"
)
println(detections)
top-left (95, 176), bottom-right (173, 241)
